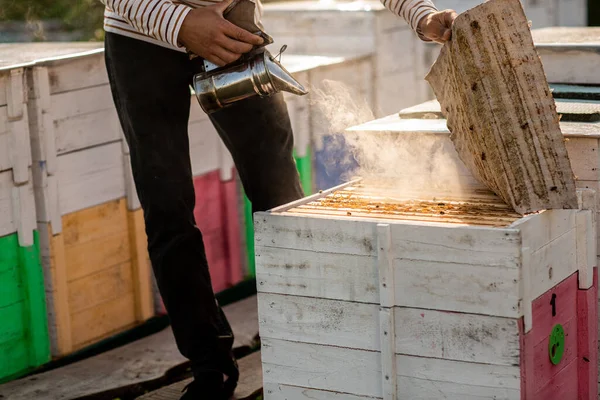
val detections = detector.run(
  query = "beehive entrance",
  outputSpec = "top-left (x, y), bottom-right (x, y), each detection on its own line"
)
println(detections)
top-left (282, 181), bottom-right (523, 227)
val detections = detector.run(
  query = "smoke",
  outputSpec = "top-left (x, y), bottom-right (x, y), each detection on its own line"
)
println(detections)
top-left (309, 79), bottom-right (480, 199)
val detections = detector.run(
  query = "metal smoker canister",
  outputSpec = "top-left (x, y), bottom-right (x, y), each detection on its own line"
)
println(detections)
top-left (193, 49), bottom-right (308, 114)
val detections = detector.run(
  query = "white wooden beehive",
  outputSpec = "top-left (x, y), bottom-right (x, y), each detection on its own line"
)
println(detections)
top-left (0, 53), bottom-right (36, 248)
top-left (531, 28), bottom-right (600, 86)
top-left (262, 0), bottom-right (429, 116)
top-left (255, 180), bottom-right (598, 399)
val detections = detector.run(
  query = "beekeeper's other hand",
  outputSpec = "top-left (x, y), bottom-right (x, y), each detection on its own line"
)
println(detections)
top-left (417, 9), bottom-right (458, 43)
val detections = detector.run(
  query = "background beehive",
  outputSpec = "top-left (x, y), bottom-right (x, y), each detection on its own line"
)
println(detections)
top-left (0, 59), bottom-right (50, 382)
top-left (24, 46), bottom-right (155, 357)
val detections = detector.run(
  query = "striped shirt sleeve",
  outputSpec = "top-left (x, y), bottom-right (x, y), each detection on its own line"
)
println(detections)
top-left (380, 0), bottom-right (438, 38)
top-left (100, 0), bottom-right (192, 48)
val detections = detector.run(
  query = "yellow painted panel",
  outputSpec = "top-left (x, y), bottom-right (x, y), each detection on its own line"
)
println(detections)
top-left (70, 292), bottom-right (136, 350)
top-left (67, 261), bottom-right (134, 315)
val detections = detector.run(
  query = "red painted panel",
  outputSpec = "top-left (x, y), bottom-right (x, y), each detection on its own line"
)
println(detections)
top-left (532, 357), bottom-right (578, 400)
top-left (528, 273), bottom-right (578, 394)
top-left (194, 171), bottom-right (229, 293)
top-left (222, 176), bottom-right (243, 286)
top-left (577, 267), bottom-right (598, 400)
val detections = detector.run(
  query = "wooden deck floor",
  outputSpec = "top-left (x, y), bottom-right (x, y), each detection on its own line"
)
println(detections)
top-left (137, 351), bottom-right (263, 400)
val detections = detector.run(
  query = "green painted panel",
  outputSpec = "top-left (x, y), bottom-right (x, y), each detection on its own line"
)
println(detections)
top-left (0, 266), bottom-right (23, 308)
top-left (0, 338), bottom-right (29, 382)
top-left (0, 231), bottom-right (50, 382)
top-left (243, 195), bottom-right (255, 277)
top-left (0, 233), bottom-right (19, 274)
top-left (19, 231), bottom-right (50, 366)
top-left (0, 302), bottom-right (26, 345)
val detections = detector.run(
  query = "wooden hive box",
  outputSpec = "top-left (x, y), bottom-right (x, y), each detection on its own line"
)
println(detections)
top-left (262, 0), bottom-right (429, 116)
top-left (0, 49), bottom-right (50, 382)
top-left (531, 28), bottom-right (600, 85)
top-left (255, 181), bottom-right (598, 399)
top-left (21, 44), bottom-right (155, 357)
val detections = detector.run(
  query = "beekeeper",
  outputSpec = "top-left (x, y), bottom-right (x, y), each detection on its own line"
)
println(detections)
top-left (99, 0), bottom-right (456, 398)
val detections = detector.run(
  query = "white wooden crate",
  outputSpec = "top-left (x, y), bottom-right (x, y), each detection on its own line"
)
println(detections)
top-left (531, 28), bottom-right (600, 85)
top-left (262, 0), bottom-right (428, 117)
top-left (255, 180), bottom-right (597, 399)
top-left (0, 63), bottom-right (37, 246)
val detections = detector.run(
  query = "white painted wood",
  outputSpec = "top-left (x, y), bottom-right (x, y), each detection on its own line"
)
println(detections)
top-left (379, 308), bottom-right (397, 400)
top-left (45, 52), bottom-right (109, 95)
top-left (520, 246), bottom-right (533, 333)
top-left (8, 112), bottom-right (31, 185)
top-left (255, 246), bottom-right (379, 303)
top-left (377, 224), bottom-right (394, 308)
top-left (270, 181), bottom-right (355, 213)
top-left (536, 48), bottom-right (600, 85)
top-left (258, 293), bottom-right (380, 351)
top-left (393, 258), bottom-right (520, 318)
top-left (565, 137), bottom-right (600, 181)
top-left (263, 383), bottom-right (381, 400)
top-left (28, 67), bottom-right (58, 175)
top-left (0, 170), bottom-right (16, 237)
top-left (261, 338), bottom-right (521, 399)
top-left (12, 182), bottom-right (35, 246)
top-left (394, 307), bottom-right (520, 366)
top-left (258, 294), bottom-right (522, 366)
top-left (256, 212), bottom-right (521, 265)
top-left (188, 117), bottom-right (221, 177)
top-left (0, 108), bottom-right (12, 173)
top-left (56, 142), bottom-right (126, 215)
top-left (396, 376), bottom-right (520, 400)
top-left (6, 68), bottom-right (24, 120)
top-left (50, 85), bottom-right (121, 154)
top-left (527, 227), bottom-right (578, 301)
top-left (262, 338), bottom-right (383, 398)
top-left (510, 207), bottom-right (575, 251)
top-left (32, 159), bottom-right (61, 231)
top-left (396, 354), bottom-right (520, 391)
top-left (576, 210), bottom-right (596, 289)
top-left (218, 140), bottom-right (233, 182)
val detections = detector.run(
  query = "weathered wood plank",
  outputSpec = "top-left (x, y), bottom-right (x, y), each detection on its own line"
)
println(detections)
top-left (262, 338), bottom-right (521, 399)
top-left (256, 246), bottom-right (379, 303)
top-left (262, 338), bottom-right (382, 398)
top-left (425, 0), bottom-right (578, 214)
top-left (56, 142), bottom-right (126, 215)
top-left (264, 383), bottom-right (381, 400)
top-left (69, 292), bottom-right (137, 350)
top-left (257, 293), bottom-right (521, 366)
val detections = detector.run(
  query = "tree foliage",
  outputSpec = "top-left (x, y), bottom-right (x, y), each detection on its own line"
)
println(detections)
top-left (0, 0), bottom-right (105, 40)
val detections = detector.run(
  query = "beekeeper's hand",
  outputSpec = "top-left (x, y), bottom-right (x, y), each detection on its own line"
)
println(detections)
top-left (178, 0), bottom-right (264, 66)
top-left (417, 9), bottom-right (458, 43)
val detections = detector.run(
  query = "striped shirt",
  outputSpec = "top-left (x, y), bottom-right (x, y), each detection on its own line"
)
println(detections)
top-left (101, 0), bottom-right (438, 52)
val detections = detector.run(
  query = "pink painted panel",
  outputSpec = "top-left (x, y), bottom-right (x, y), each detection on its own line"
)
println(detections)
top-left (532, 357), bottom-right (578, 400)
top-left (577, 267), bottom-right (598, 400)
top-left (529, 273), bottom-right (578, 393)
top-left (194, 171), bottom-right (229, 293)
top-left (222, 173), bottom-right (244, 286)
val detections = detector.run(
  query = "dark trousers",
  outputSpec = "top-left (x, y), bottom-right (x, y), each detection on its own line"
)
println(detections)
top-left (104, 32), bottom-right (304, 372)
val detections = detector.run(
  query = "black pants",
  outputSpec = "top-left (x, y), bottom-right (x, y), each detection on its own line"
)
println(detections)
top-left (104, 32), bottom-right (304, 373)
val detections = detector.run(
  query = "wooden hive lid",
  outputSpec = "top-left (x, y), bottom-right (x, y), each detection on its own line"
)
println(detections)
top-left (425, 0), bottom-right (578, 215)
top-left (0, 42), bottom-right (103, 71)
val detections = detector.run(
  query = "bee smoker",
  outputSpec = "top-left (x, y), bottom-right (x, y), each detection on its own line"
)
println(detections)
top-left (192, 0), bottom-right (308, 114)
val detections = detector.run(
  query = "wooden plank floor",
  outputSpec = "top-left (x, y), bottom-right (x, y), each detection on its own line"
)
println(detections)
top-left (137, 351), bottom-right (263, 400)
top-left (0, 295), bottom-right (259, 400)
